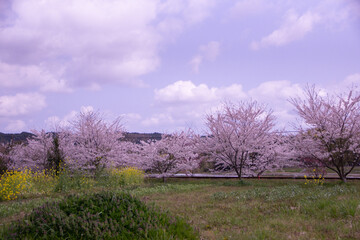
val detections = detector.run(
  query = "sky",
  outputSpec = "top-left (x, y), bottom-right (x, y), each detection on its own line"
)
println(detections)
top-left (0, 0), bottom-right (359, 134)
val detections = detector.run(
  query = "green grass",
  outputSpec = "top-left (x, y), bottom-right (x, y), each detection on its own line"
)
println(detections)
top-left (139, 179), bottom-right (360, 239)
top-left (273, 166), bottom-right (360, 175)
top-left (1, 178), bottom-right (360, 239)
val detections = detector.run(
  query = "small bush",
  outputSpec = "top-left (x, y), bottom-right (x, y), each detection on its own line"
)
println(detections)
top-left (2, 191), bottom-right (198, 239)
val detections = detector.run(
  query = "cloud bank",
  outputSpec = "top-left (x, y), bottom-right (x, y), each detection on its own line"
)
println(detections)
top-left (0, 0), bottom-right (216, 92)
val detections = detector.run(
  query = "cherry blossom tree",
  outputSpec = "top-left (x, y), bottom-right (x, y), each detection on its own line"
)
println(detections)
top-left (290, 86), bottom-right (360, 182)
top-left (64, 110), bottom-right (125, 175)
top-left (112, 140), bottom-right (144, 169)
top-left (247, 134), bottom-right (295, 177)
top-left (141, 130), bottom-right (199, 182)
top-left (9, 130), bottom-right (54, 170)
top-left (0, 141), bottom-right (19, 174)
top-left (201, 101), bottom-right (278, 179)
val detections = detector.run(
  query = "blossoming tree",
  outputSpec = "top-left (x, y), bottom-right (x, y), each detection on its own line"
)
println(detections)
top-left (201, 101), bottom-right (278, 179)
top-left (141, 130), bottom-right (199, 182)
top-left (9, 130), bottom-right (54, 170)
top-left (247, 134), bottom-right (295, 177)
top-left (290, 85), bottom-right (360, 182)
top-left (63, 110), bottom-right (125, 175)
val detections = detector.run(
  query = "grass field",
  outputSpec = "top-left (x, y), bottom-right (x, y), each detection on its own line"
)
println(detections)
top-left (1, 178), bottom-right (360, 239)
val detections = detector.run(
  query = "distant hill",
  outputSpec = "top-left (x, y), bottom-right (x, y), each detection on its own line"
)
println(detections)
top-left (0, 132), bottom-right (162, 144)
top-left (123, 132), bottom-right (162, 143)
top-left (0, 132), bottom-right (35, 144)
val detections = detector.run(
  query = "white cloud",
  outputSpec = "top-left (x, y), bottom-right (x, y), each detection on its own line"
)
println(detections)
top-left (0, 62), bottom-right (71, 92)
top-left (343, 73), bottom-right (360, 87)
top-left (247, 0), bottom-right (360, 50)
top-left (0, 0), bottom-right (216, 91)
top-left (141, 113), bottom-right (174, 127)
top-left (248, 80), bottom-right (304, 128)
top-left (155, 80), bottom-right (245, 104)
top-left (150, 80), bottom-right (247, 131)
top-left (251, 10), bottom-right (321, 50)
top-left (322, 73), bottom-right (360, 95)
top-left (0, 92), bottom-right (46, 117)
top-left (316, 0), bottom-right (360, 30)
top-left (133, 73), bottom-right (360, 132)
top-left (5, 120), bottom-right (26, 132)
top-left (151, 80), bottom-right (308, 132)
top-left (248, 80), bottom-right (303, 103)
top-left (190, 41), bottom-right (220, 73)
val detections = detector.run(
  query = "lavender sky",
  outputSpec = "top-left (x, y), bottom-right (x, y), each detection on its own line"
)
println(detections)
top-left (0, 0), bottom-right (359, 133)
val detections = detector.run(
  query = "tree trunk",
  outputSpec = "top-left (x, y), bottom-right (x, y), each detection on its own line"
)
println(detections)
top-left (234, 166), bottom-right (242, 180)
top-left (340, 175), bottom-right (347, 183)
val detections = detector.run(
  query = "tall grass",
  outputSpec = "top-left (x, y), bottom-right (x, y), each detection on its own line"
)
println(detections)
top-left (0, 167), bottom-right (145, 202)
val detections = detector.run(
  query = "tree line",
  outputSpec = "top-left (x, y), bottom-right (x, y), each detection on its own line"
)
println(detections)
top-left (1, 85), bottom-right (360, 182)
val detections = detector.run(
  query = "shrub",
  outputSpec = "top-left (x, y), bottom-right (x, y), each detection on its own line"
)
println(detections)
top-left (3, 191), bottom-right (198, 239)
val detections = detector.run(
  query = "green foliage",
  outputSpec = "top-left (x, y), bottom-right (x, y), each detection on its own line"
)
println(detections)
top-left (0, 155), bottom-right (8, 176)
top-left (46, 135), bottom-right (63, 174)
top-left (54, 170), bottom-right (94, 193)
top-left (2, 192), bottom-right (198, 240)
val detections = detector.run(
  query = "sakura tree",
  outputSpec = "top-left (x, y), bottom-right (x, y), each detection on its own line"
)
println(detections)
top-left (290, 85), bottom-right (360, 182)
top-left (111, 140), bottom-right (144, 169)
top-left (247, 134), bottom-right (296, 177)
top-left (64, 110), bottom-right (125, 175)
top-left (141, 130), bottom-right (199, 182)
top-left (9, 130), bottom-right (54, 171)
top-left (201, 101), bottom-right (278, 179)
top-left (0, 141), bottom-right (18, 174)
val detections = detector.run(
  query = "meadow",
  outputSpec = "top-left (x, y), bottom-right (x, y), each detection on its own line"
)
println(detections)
top-left (1, 168), bottom-right (360, 239)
